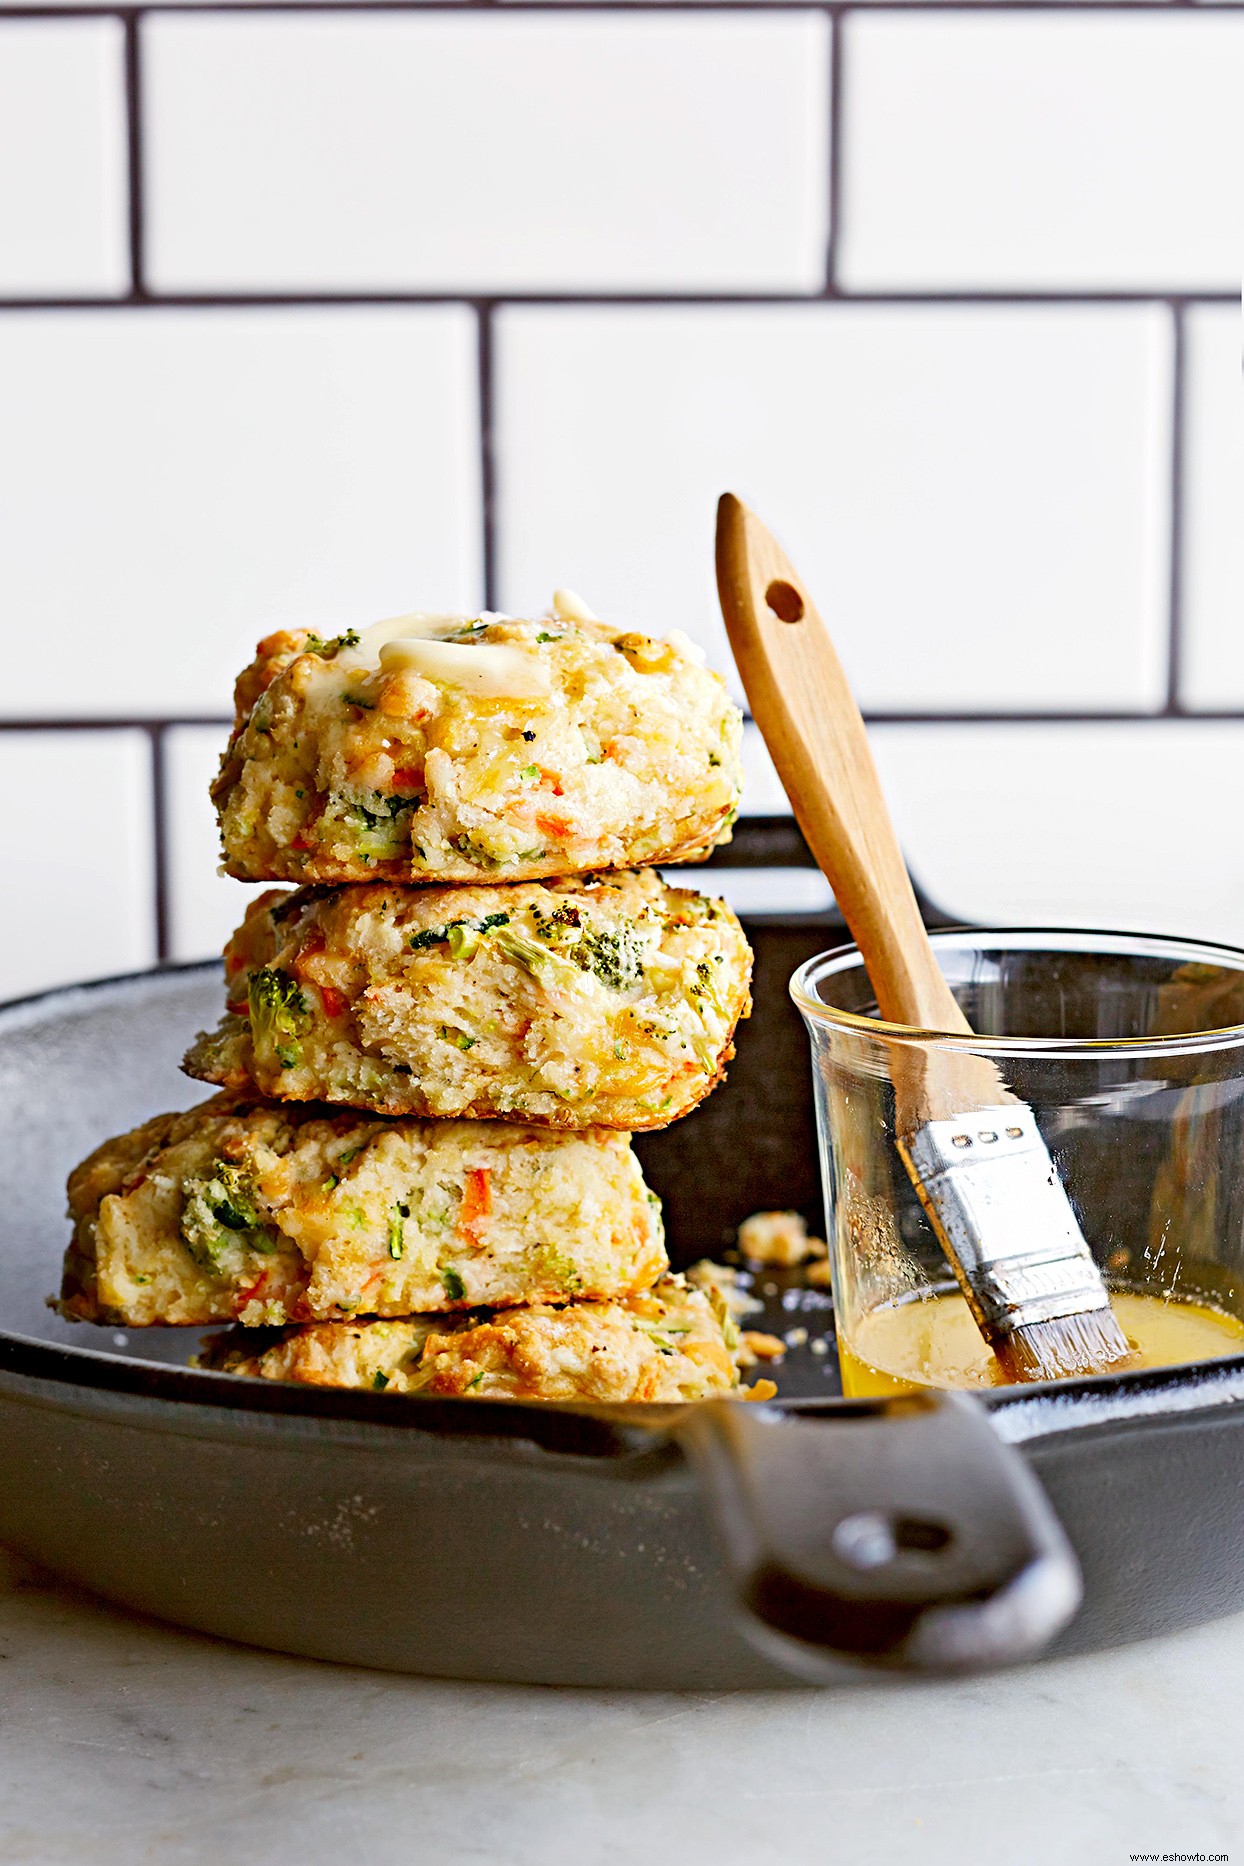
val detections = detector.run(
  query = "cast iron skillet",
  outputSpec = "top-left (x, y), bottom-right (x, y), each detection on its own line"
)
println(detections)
top-left (2, 820), bottom-right (1244, 1688)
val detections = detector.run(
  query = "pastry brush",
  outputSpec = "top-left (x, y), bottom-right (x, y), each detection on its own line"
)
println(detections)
top-left (715, 493), bottom-right (1132, 1383)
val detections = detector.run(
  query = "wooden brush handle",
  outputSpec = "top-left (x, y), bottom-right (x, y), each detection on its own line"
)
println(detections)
top-left (715, 493), bottom-right (1008, 1124)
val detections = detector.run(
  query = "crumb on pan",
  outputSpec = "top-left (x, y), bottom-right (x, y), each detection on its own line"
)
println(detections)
top-left (740, 1330), bottom-right (787, 1364)
top-left (686, 1258), bottom-right (763, 1319)
top-left (213, 607), bottom-right (742, 887)
top-left (184, 869), bottom-right (752, 1132)
top-left (736, 1210), bottom-right (828, 1268)
top-left (197, 1274), bottom-right (768, 1404)
top-left (56, 1092), bottom-right (666, 1329)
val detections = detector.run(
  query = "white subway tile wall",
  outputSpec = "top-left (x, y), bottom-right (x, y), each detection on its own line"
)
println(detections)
top-left (0, 19), bottom-right (128, 295)
top-left (870, 722), bottom-right (1244, 945)
top-left (668, 868), bottom-right (836, 918)
top-left (740, 724), bottom-right (798, 817)
top-left (0, 2), bottom-right (1238, 998)
top-left (163, 726), bottom-right (262, 965)
top-left (496, 303), bottom-right (1173, 712)
top-left (0, 732), bottom-right (154, 998)
top-left (0, 307), bottom-right (481, 718)
top-left (839, 15), bottom-right (1244, 291)
top-left (143, 13), bottom-right (830, 293)
top-left (1181, 305), bottom-right (1244, 709)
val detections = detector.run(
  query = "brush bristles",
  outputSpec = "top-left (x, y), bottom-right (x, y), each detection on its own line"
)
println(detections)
top-left (994, 1306), bottom-right (1135, 1385)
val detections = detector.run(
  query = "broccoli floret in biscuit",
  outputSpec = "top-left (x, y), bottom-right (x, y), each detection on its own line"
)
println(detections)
top-left (302, 629), bottom-right (360, 659)
top-left (247, 967), bottom-right (309, 1070)
top-left (181, 1162), bottom-right (275, 1273)
top-left (575, 924), bottom-right (646, 992)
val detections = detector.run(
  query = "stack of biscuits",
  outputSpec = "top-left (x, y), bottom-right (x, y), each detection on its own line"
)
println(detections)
top-left (57, 593), bottom-right (763, 1404)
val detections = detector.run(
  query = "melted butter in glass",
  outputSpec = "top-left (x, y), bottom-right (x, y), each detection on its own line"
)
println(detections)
top-left (839, 1289), bottom-right (1244, 1397)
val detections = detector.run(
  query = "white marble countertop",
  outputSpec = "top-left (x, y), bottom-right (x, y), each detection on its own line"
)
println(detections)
top-left (2, 1547), bottom-right (1241, 1866)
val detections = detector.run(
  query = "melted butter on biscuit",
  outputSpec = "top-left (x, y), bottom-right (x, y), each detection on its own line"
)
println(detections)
top-left (351, 612), bottom-right (484, 660)
top-left (378, 636), bottom-right (552, 699)
top-left (552, 588), bottom-right (598, 624)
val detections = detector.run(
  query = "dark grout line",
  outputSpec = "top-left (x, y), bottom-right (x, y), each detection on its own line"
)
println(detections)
top-left (477, 301), bottom-right (498, 611)
top-left (860, 711), bottom-right (1244, 725)
top-left (4, 2), bottom-right (1244, 14)
top-left (122, 11), bottom-right (146, 299)
top-left (825, 8), bottom-right (843, 296)
top-left (7, 711), bottom-right (1244, 732)
top-left (0, 717), bottom-right (233, 729)
top-left (146, 723), bottom-right (171, 963)
top-left (1165, 300), bottom-right (1187, 715)
top-left (0, 289), bottom-right (1237, 312)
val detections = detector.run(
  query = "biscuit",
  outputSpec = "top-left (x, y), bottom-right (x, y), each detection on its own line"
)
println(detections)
top-left (185, 870), bottom-right (752, 1129)
top-left (199, 1275), bottom-right (744, 1403)
top-left (212, 608), bottom-right (742, 885)
top-left (59, 1093), bottom-right (666, 1328)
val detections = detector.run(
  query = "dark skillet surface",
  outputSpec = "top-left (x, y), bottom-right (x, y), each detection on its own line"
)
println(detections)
top-left (0, 963), bottom-right (224, 1364)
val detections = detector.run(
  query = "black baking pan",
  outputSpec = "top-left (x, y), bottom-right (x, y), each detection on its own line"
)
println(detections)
top-left (2, 818), bottom-right (1244, 1688)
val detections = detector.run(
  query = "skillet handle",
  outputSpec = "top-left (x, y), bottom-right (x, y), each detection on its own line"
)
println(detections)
top-left (676, 1391), bottom-right (1081, 1679)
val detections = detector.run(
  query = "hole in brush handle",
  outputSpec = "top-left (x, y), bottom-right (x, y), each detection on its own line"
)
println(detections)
top-left (765, 579), bottom-right (805, 624)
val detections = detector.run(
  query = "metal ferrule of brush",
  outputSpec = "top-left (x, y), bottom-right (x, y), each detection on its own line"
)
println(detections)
top-left (898, 1105), bottom-right (1112, 1339)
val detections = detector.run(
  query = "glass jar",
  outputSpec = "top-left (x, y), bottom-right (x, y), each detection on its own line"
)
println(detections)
top-left (790, 930), bottom-right (1244, 1394)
